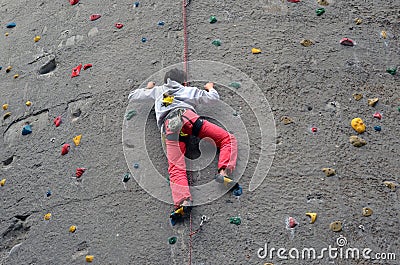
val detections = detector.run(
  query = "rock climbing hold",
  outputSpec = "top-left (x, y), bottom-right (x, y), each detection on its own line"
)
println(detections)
top-left (383, 181), bottom-right (398, 191)
top-left (39, 56), bottom-right (56, 75)
top-left (123, 173), bottom-right (131, 183)
top-left (0, 179), bottom-right (6, 186)
top-left (61, 144), bottom-right (70, 155)
top-left (281, 116), bottom-right (293, 125)
top-left (316, 8), bottom-right (325, 16)
top-left (141, 37), bottom-right (147, 43)
top-left (352, 93), bottom-right (363, 101)
top-left (264, 263), bottom-right (274, 265)
top-left (126, 110), bottom-right (137, 120)
top-left (54, 116), bottom-right (62, 127)
top-left (70, 0), bottom-right (79, 5)
top-left (322, 168), bottom-right (336, 177)
top-left (229, 82), bottom-right (241, 89)
top-left (340, 38), bottom-right (355, 46)
top-left (73, 135), bottom-right (82, 146)
top-left (34, 36), bottom-right (41, 42)
top-left (69, 225), bottom-right (77, 233)
top-left (209, 16), bottom-right (217, 24)
top-left (26, 101), bottom-right (32, 107)
top-left (306, 213), bottom-right (317, 224)
top-left (374, 125), bottom-right (381, 132)
top-left (354, 18), bottom-right (362, 25)
top-left (317, 0), bottom-right (329, 6)
top-left (3, 112), bottom-right (11, 120)
top-left (362, 207), bottom-right (373, 217)
top-left (351, 118), bottom-right (366, 133)
top-left (22, 124), bottom-right (32, 135)
top-left (286, 217), bottom-right (298, 229)
top-left (44, 213), bottom-right (52, 221)
top-left (311, 127), bottom-right (318, 133)
top-left (115, 23), bottom-right (124, 29)
top-left (287, 0), bottom-right (300, 2)
top-left (85, 255), bottom-right (94, 262)
top-left (386, 67), bottom-right (397, 75)
top-left (373, 112), bottom-right (382, 120)
top-left (232, 185), bottom-right (243, 196)
top-left (46, 190), bottom-right (52, 197)
top-left (251, 48), bottom-right (262, 54)
top-left (211, 39), bottom-right (221, 46)
top-left (6, 22), bottom-right (16, 28)
top-left (168, 236), bottom-right (177, 244)
top-left (380, 31), bottom-right (387, 39)
top-left (83, 64), bottom-right (92, 70)
top-left (76, 168), bottom-right (86, 178)
top-left (133, 163), bottom-right (139, 169)
top-left (13, 74), bottom-right (19, 79)
top-left (349, 135), bottom-right (366, 147)
top-left (2, 104), bottom-right (8, 110)
top-left (229, 216), bottom-right (241, 225)
top-left (368, 98), bottom-right (379, 107)
top-left (71, 64), bottom-right (82, 78)
top-left (134, 1), bottom-right (140, 7)
top-left (5, 32), bottom-right (9, 37)
top-left (6, 66), bottom-right (12, 73)
top-left (158, 21), bottom-right (165, 26)
top-left (330, 221), bottom-right (342, 232)
top-left (300, 39), bottom-right (314, 47)
top-left (90, 14), bottom-right (101, 21)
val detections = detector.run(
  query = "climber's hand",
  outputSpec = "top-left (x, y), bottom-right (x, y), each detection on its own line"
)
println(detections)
top-left (204, 82), bottom-right (214, 92)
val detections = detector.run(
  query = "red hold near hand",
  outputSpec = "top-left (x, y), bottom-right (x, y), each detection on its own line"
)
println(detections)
top-left (61, 144), bottom-right (70, 155)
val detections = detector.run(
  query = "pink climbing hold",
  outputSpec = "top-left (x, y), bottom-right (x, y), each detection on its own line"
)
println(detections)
top-left (69, 0), bottom-right (79, 5)
top-left (115, 23), bottom-right (124, 29)
top-left (373, 112), bottom-right (382, 120)
top-left (76, 168), bottom-right (86, 178)
top-left (287, 0), bottom-right (300, 2)
top-left (340, 38), bottom-right (355, 46)
top-left (287, 217), bottom-right (298, 229)
top-left (61, 144), bottom-right (70, 155)
top-left (71, 64), bottom-right (82, 78)
top-left (83, 64), bottom-right (92, 70)
top-left (54, 116), bottom-right (62, 127)
top-left (90, 14), bottom-right (101, 21)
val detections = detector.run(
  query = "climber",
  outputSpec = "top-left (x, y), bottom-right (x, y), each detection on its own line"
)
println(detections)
top-left (128, 68), bottom-right (239, 225)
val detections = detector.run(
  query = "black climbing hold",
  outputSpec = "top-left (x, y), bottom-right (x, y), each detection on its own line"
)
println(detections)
top-left (39, 56), bottom-right (56, 74)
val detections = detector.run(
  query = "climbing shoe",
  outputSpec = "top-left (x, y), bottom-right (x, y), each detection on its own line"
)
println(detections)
top-left (214, 174), bottom-right (243, 196)
top-left (170, 200), bottom-right (192, 226)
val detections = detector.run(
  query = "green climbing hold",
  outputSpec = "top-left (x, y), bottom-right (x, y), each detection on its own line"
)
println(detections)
top-left (316, 8), bottom-right (325, 16)
top-left (211, 39), bottom-right (221, 46)
top-left (398, 107), bottom-right (400, 112)
top-left (386, 67), bottom-right (397, 75)
top-left (229, 82), bottom-right (241, 89)
top-left (126, 110), bottom-right (137, 120)
top-left (209, 16), bottom-right (217, 24)
top-left (229, 216), bottom-right (241, 225)
top-left (168, 236), bottom-right (177, 244)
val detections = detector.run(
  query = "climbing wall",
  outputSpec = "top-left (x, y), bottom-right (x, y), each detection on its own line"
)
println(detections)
top-left (1, 0), bottom-right (399, 264)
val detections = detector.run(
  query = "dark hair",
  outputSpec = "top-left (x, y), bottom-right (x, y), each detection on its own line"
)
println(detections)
top-left (164, 68), bottom-right (187, 85)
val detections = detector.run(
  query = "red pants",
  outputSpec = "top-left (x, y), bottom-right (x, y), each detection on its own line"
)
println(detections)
top-left (164, 109), bottom-right (237, 207)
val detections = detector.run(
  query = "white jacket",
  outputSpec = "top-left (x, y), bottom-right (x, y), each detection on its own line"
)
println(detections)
top-left (128, 79), bottom-right (220, 128)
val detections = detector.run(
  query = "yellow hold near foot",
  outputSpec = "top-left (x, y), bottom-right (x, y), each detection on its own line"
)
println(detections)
top-left (73, 135), bottom-right (82, 146)
top-left (306, 212), bottom-right (317, 224)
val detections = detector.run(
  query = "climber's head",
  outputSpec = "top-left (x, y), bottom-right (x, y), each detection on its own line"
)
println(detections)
top-left (164, 68), bottom-right (187, 85)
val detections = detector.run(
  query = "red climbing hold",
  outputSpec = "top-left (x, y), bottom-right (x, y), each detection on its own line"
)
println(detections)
top-left (71, 64), bottom-right (82, 78)
top-left (287, 0), bottom-right (300, 2)
top-left (83, 64), bottom-right (92, 70)
top-left (373, 112), bottom-right (382, 120)
top-left (61, 144), bottom-right (70, 155)
top-left (115, 23), bottom-right (124, 29)
top-left (287, 217), bottom-right (298, 228)
top-left (70, 0), bottom-right (79, 5)
top-left (340, 38), bottom-right (355, 46)
top-left (76, 168), bottom-right (86, 178)
top-left (90, 14), bottom-right (101, 21)
top-left (311, 127), bottom-right (318, 133)
top-left (54, 116), bottom-right (62, 127)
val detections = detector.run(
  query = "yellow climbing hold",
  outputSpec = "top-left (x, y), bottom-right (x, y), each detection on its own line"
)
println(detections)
top-left (352, 93), bottom-right (363, 101)
top-left (13, 74), bottom-right (19, 79)
top-left (306, 213), bottom-right (317, 224)
top-left (251, 48), bottom-right (262, 54)
top-left (2, 104), bottom-right (9, 110)
top-left (6, 66), bottom-right (12, 73)
top-left (85, 255), bottom-right (94, 262)
top-left (330, 221), bottom-right (342, 232)
top-left (25, 101), bottom-right (32, 107)
top-left (317, 0), bottom-right (329, 6)
top-left (69, 225), bottom-right (77, 233)
top-left (384, 181), bottom-right (398, 191)
top-left (362, 207), bottom-right (373, 217)
top-left (300, 39), bottom-right (314, 47)
top-left (368, 98), bottom-right (379, 107)
top-left (0, 179), bottom-right (6, 186)
top-left (73, 135), bottom-right (82, 146)
top-left (351, 118), bottom-right (366, 133)
top-left (322, 168), bottom-right (336, 177)
top-left (5, 32), bottom-right (9, 36)
top-left (34, 36), bottom-right (41, 42)
top-left (3, 112), bottom-right (11, 120)
top-left (381, 31), bottom-right (387, 39)
top-left (354, 18), bottom-right (362, 25)
top-left (44, 213), bottom-right (52, 220)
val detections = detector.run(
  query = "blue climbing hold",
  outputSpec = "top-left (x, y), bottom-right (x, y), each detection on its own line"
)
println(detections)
top-left (133, 163), bottom-right (139, 169)
top-left (158, 21), bottom-right (165, 26)
top-left (6, 22), bottom-right (16, 28)
top-left (141, 37), bottom-right (147, 43)
top-left (232, 184), bottom-right (243, 196)
top-left (22, 124), bottom-right (32, 135)
top-left (374, 125), bottom-right (381, 131)
top-left (46, 190), bottom-right (52, 197)
top-left (134, 1), bottom-right (139, 7)
top-left (0, 66), bottom-right (2, 70)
